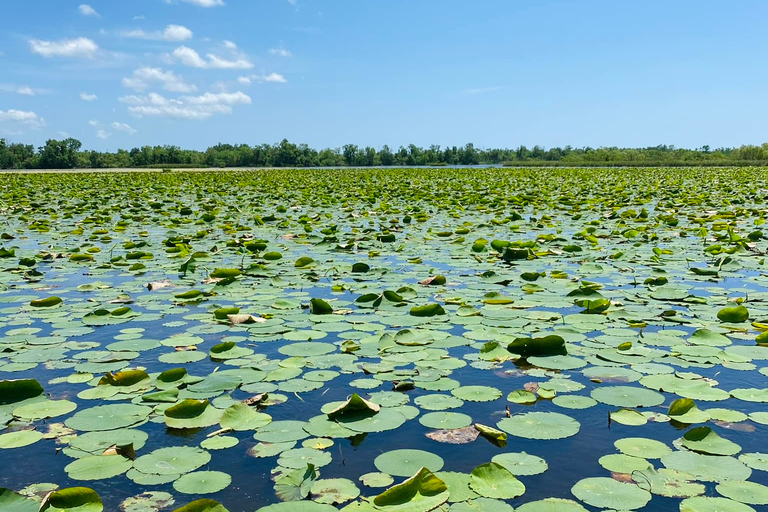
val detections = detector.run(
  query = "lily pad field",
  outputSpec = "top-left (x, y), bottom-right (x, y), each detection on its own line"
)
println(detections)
top-left (2, 167), bottom-right (768, 512)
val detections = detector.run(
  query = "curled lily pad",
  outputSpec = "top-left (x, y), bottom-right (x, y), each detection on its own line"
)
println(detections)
top-left (39, 487), bottom-right (103, 512)
top-left (0, 488), bottom-right (38, 512)
top-left (373, 467), bottom-right (450, 512)
top-left (717, 306), bottom-right (749, 323)
top-left (681, 426), bottom-right (742, 456)
top-left (0, 379), bottom-right (44, 405)
top-left (507, 335), bottom-right (566, 357)
top-left (327, 393), bottom-right (380, 420)
top-left (164, 399), bottom-right (222, 429)
top-left (170, 499), bottom-right (230, 512)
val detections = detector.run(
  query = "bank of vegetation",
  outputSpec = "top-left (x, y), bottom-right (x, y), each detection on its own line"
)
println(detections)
top-left (1, 137), bottom-right (767, 169)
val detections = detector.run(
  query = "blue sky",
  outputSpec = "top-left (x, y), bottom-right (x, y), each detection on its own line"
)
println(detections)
top-left (1, 0), bottom-right (767, 151)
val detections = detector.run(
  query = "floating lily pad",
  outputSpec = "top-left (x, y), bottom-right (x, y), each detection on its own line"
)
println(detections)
top-left (374, 450), bottom-right (445, 477)
top-left (571, 477), bottom-right (651, 510)
top-left (173, 471), bottom-right (232, 495)
top-left (497, 412), bottom-right (580, 440)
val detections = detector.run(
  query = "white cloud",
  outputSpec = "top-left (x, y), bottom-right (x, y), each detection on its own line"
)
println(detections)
top-left (122, 24), bottom-right (193, 42)
top-left (122, 67), bottom-right (196, 93)
top-left (29, 37), bottom-right (99, 58)
top-left (133, 15), bottom-right (146, 20)
top-left (0, 109), bottom-right (46, 129)
top-left (0, 84), bottom-right (49, 96)
top-left (238, 72), bottom-right (287, 85)
top-left (96, 129), bottom-right (112, 139)
top-left (120, 90), bottom-right (250, 120)
top-left (171, 45), bottom-right (253, 69)
top-left (222, 40), bottom-right (237, 49)
top-left (175, 0), bottom-right (225, 7)
top-left (111, 122), bottom-right (137, 134)
top-left (80, 92), bottom-right (98, 101)
top-left (78, 4), bottom-right (100, 17)
top-left (286, 0), bottom-right (297, 5)
top-left (269, 47), bottom-right (292, 58)
top-left (88, 120), bottom-right (99, 126)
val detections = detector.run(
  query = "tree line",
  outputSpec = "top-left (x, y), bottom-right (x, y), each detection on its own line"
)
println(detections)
top-left (1, 137), bottom-right (768, 169)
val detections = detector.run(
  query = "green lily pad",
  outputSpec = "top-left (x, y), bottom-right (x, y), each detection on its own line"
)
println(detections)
top-left (571, 477), bottom-right (651, 510)
top-left (469, 462), bottom-right (525, 499)
top-left (173, 471), bottom-right (232, 495)
top-left (374, 449), bottom-right (445, 477)
top-left (497, 412), bottom-right (580, 440)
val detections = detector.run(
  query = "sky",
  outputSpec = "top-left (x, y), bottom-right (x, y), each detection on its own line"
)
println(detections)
top-left (1, 0), bottom-right (767, 152)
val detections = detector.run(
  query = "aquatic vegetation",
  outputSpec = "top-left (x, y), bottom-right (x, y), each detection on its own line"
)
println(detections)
top-left (0, 167), bottom-right (767, 511)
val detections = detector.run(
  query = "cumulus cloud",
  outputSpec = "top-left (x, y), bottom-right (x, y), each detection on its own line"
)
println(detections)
top-left (88, 120), bottom-right (99, 126)
top-left (122, 24), bottom-right (193, 42)
top-left (122, 67), bottom-right (196, 93)
top-left (120, 90), bottom-right (250, 120)
top-left (96, 129), bottom-right (112, 139)
top-left (222, 40), bottom-right (237, 49)
top-left (237, 73), bottom-right (287, 85)
top-left (171, 45), bottom-right (252, 69)
top-left (0, 84), bottom-right (49, 96)
top-left (269, 47), bottom-right (292, 58)
top-left (0, 109), bottom-right (46, 129)
top-left (29, 37), bottom-right (99, 58)
top-left (80, 92), bottom-right (98, 101)
top-left (78, 4), bottom-right (100, 17)
top-left (111, 122), bottom-right (137, 134)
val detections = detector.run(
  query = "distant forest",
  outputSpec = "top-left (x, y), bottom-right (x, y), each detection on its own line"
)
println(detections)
top-left (2, 137), bottom-right (768, 169)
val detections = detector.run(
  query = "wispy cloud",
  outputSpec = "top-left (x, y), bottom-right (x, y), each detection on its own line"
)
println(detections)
top-left (0, 84), bottom-right (51, 96)
top-left (122, 24), bottom-right (193, 42)
top-left (80, 92), bottom-right (98, 101)
top-left (122, 67), bottom-right (196, 93)
top-left (269, 47), bottom-right (292, 58)
top-left (29, 37), bottom-right (99, 58)
top-left (111, 122), bottom-right (137, 134)
top-left (120, 90), bottom-right (251, 120)
top-left (460, 86), bottom-right (502, 95)
top-left (170, 45), bottom-right (253, 69)
top-left (168, 0), bottom-right (225, 7)
top-left (0, 109), bottom-right (46, 129)
top-left (96, 129), bottom-right (112, 139)
top-left (78, 4), bottom-right (100, 17)
top-left (238, 73), bottom-right (287, 85)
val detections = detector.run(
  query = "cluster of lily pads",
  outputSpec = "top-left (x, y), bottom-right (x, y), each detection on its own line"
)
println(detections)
top-left (0, 167), bottom-right (767, 512)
